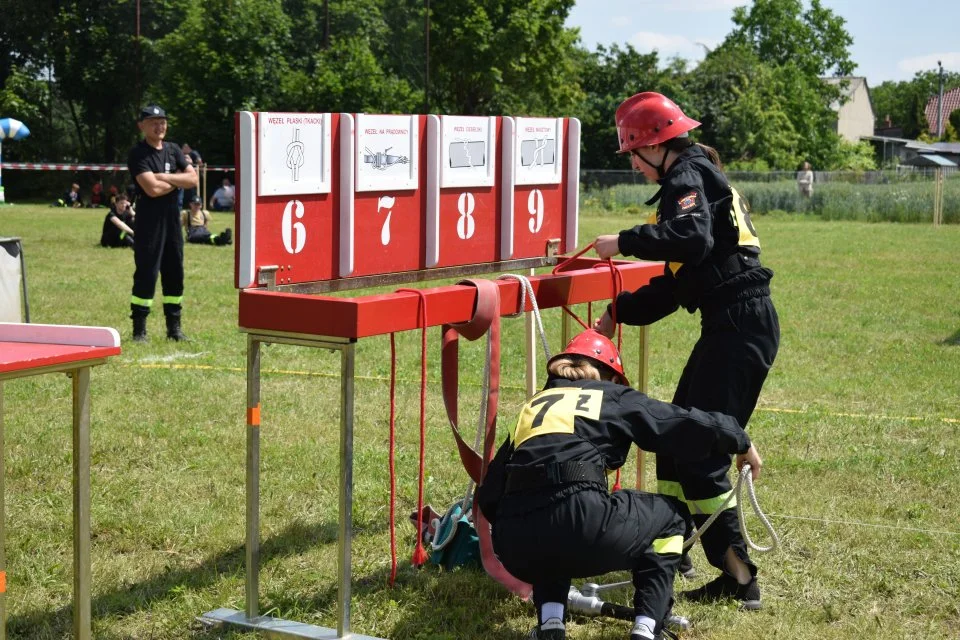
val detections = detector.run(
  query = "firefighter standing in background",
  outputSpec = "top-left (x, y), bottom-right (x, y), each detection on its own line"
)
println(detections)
top-left (592, 92), bottom-right (780, 609)
top-left (127, 104), bottom-right (197, 342)
top-left (476, 330), bottom-right (762, 640)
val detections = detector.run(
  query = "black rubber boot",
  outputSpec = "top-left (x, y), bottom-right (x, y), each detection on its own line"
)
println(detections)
top-left (165, 315), bottom-right (189, 342)
top-left (214, 227), bottom-right (232, 246)
top-left (132, 316), bottom-right (148, 343)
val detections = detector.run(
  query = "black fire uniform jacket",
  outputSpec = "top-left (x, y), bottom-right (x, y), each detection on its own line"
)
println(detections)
top-left (612, 143), bottom-right (780, 574)
top-left (476, 376), bottom-right (750, 631)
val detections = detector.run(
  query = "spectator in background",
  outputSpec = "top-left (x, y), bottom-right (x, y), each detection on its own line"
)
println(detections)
top-left (181, 143), bottom-right (202, 212)
top-left (209, 177), bottom-right (235, 211)
top-left (181, 143), bottom-right (201, 167)
top-left (58, 183), bottom-right (83, 208)
top-left (182, 194), bottom-right (232, 246)
top-left (125, 182), bottom-right (138, 207)
top-left (100, 192), bottom-right (136, 248)
top-left (89, 181), bottom-right (105, 208)
top-left (797, 161), bottom-right (813, 198)
top-left (107, 184), bottom-right (120, 207)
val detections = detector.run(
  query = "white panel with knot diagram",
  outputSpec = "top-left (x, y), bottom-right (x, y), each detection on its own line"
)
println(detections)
top-left (258, 112), bottom-right (331, 196)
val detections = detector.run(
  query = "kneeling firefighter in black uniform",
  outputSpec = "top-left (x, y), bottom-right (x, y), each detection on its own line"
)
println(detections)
top-left (476, 330), bottom-right (762, 640)
top-left (593, 92), bottom-right (779, 608)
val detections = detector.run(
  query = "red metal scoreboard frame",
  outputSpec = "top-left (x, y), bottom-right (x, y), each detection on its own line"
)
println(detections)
top-left (203, 111), bottom-right (662, 640)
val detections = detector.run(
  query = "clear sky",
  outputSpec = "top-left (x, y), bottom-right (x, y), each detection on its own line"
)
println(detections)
top-left (566, 0), bottom-right (960, 86)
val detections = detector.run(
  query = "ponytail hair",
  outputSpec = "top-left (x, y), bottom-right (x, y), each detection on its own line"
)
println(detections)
top-left (663, 136), bottom-right (724, 171)
top-left (695, 143), bottom-right (724, 171)
top-left (547, 356), bottom-right (618, 383)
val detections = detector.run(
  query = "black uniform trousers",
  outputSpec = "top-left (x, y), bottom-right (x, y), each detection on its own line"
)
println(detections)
top-left (130, 207), bottom-right (184, 319)
top-left (493, 484), bottom-right (685, 631)
top-left (656, 294), bottom-right (779, 573)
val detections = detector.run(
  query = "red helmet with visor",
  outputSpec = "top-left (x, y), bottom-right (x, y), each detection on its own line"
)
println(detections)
top-left (616, 92), bottom-right (701, 154)
top-left (548, 329), bottom-right (629, 386)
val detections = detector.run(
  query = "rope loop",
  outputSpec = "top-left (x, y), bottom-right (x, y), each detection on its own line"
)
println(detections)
top-left (682, 464), bottom-right (780, 554)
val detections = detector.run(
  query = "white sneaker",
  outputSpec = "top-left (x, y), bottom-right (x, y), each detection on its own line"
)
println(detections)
top-left (630, 621), bottom-right (656, 640)
top-left (528, 617), bottom-right (565, 640)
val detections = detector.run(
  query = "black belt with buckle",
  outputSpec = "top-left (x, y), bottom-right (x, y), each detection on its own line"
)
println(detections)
top-left (504, 461), bottom-right (607, 494)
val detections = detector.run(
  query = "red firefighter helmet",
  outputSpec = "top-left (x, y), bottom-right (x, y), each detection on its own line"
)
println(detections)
top-left (615, 92), bottom-right (701, 154)
top-left (548, 329), bottom-right (629, 386)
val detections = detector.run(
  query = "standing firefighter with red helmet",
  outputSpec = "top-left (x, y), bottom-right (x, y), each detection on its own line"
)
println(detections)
top-left (476, 330), bottom-right (762, 640)
top-left (593, 92), bottom-right (780, 609)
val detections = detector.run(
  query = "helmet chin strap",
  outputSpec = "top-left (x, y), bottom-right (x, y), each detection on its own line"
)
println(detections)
top-left (633, 147), bottom-right (670, 179)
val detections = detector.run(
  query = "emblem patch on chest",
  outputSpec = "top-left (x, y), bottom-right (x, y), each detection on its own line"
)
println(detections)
top-left (678, 192), bottom-right (698, 211)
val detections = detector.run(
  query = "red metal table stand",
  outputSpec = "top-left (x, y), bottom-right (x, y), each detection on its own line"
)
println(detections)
top-left (0, 323), bottom-right (121, 640)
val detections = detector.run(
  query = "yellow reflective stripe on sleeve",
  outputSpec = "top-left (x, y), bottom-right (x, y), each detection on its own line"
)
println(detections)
top-left (163, 295), bottom-right (184, 305)
top-left (652, 535), bottom-right (683, 555)
top-left (687, 489), bottom-right (736, 515)
top-left (131, 296), bottom-right (153, 307)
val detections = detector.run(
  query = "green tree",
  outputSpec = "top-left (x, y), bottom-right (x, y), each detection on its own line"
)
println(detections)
top-left (423, 0), bottom-right (583, 116)
top-left (576, 44), bottom-right (661, 170)
top-left (0, 65), bottom-right (57, 162)
top-left (686, 45), bottom-right (801, 169)
top-left (695, 0), bottom-right (857, 169)
top-left (728, 0), bottom-right (854, 78)
top-left (153, 0), bottom-right (299, 163)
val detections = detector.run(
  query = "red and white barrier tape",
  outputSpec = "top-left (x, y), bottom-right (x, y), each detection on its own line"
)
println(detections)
top-left (0, 162), bottom-right (234, 171)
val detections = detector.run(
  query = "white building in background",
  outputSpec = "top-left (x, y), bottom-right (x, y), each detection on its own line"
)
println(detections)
top-left (822, 76), bottom-right (875, 143)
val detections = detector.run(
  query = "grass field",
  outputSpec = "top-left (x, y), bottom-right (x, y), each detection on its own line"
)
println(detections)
top-left (0, 204), bottom-right (958, 639)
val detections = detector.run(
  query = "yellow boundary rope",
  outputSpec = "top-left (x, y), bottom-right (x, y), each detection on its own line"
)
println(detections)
top-left (122, 362), bottom-right (960, 424)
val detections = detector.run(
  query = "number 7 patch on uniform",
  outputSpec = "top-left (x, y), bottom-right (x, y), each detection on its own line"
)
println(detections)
top-left (511, 389), bottom-right (603, 447)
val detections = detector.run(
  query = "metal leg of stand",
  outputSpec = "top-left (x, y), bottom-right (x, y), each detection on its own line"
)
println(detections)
top-left (337, 342), bottom-right (355, 638)
top-left (200, 335), bottom-right (382, 640)
top-left (72, 367), bottom-right (92, 640)
top-left (246, 336), bottom-right (261, 619)
top-left (636, 326), bottom-right (649, 491)
top-left (0, 382), bottom-right (5, 640)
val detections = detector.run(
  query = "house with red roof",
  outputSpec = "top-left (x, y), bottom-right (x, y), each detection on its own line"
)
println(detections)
top-left (925, 87), bottom-right (960, 135)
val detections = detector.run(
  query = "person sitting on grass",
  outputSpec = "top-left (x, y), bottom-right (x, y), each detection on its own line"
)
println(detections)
top-left (100, 192), bottom-right (136, 248)
top-left (181, 194), bottom-right (232, 246)
top-left (56, 183), bottom-right (83, 208)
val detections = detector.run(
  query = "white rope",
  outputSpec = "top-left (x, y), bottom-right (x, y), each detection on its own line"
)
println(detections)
top-left (682, 464), bottom-right (779, 554)
top-left (496, 273), bottom-right (551, 361)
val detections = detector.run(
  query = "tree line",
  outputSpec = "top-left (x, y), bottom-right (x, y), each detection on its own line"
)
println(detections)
top-left (1, 0), bottom-right (955, 172)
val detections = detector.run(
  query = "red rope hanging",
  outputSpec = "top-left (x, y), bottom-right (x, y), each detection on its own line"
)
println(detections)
top-left (396, 288), bottom-right (430, 567)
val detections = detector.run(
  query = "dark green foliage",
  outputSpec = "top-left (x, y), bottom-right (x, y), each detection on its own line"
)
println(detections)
top-left (0, 0), bottom-right (883, 171)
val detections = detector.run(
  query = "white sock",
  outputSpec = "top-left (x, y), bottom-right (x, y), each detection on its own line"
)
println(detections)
top-left (540, 602), bottom-right (564, 625)
top-left (632, 615), bottom-right (657, 639)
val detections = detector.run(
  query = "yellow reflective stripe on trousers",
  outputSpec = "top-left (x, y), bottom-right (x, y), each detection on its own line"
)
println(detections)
top-left (657, 480), bottom-right (685, 500)
top-left (131, 296), bottom-right (153, 307)
top-left (163, 295), bottom-right (183, 305)
top-left (688, 490), bottom-right (736, 515)
top-left (658, 481), bottom-right (736, 515)
top-left (652, 535), bottom-right (683, 555)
